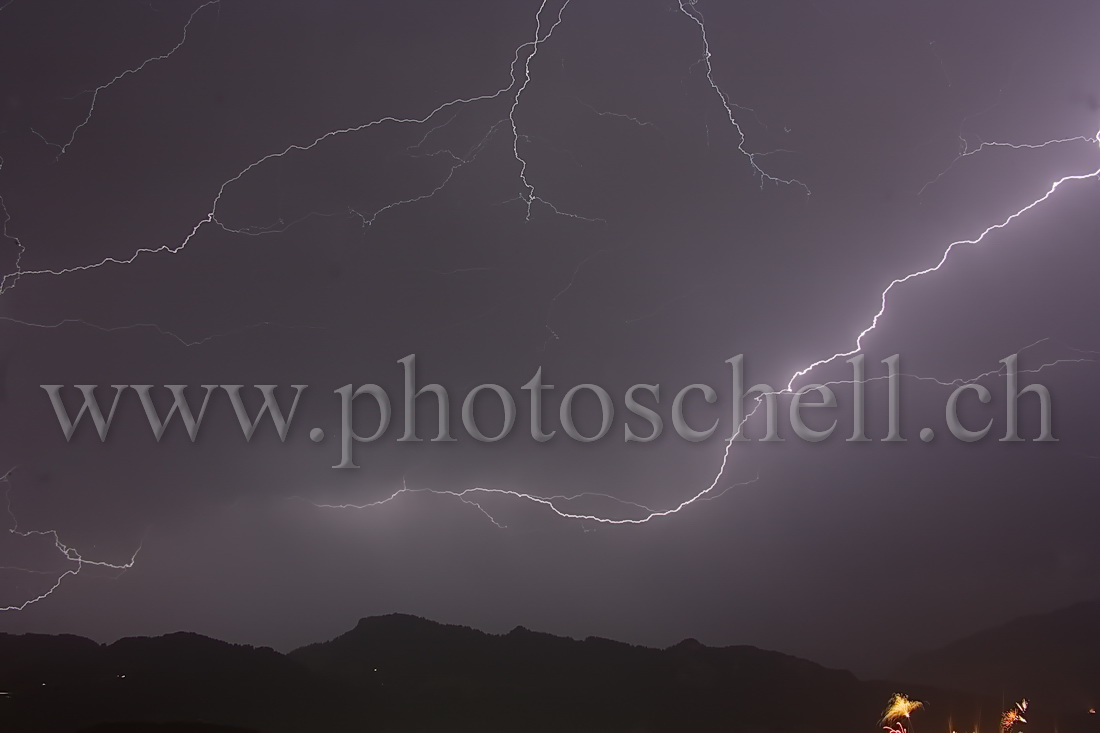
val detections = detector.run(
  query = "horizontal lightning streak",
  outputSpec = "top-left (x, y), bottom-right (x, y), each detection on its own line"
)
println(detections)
top-left (0, 315), bottom-right (324, 347)
top-left (919, 134), bottom-right (1097, 197)
top-left (308, 475), bottom-right (764, 528)
top-left (575, 97), bottom-right (658, 130)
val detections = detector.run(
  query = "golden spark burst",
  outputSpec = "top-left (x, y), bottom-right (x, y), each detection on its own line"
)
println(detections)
top-left (882, 694), bottom-right (925, 724)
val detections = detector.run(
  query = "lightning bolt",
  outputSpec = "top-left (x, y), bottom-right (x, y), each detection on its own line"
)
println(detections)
top-left (808, 337), bottom-right (1095, 392)
top-left (0, 157), bottom-right (26, 290)
top-left (307, 474), bottom-right (764, 529)
top-left (508, 0), bottom-right (572, 221)
top-left (788, 127), bottom-right (1100, 394)
top-left (919, 133), bottom-right (1097, 198)
top-left (40, 1), bottom-right (221, 161)
top-left (575, 97), bottom-right (658, 130)
top-left (0, 315), bottom-right (324, 348)
top-left (350, 120), bottom-right (509, 229)
top-left (1, 469), bottom-right (141, 612)
top-left (541, 248), bottom-right (608, 350)
top-left (677, 0), bottom-right (810, 194)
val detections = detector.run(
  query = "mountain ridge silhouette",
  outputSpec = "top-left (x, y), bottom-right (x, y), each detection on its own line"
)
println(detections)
top-left (1, 609), bottom-right (1096, 732)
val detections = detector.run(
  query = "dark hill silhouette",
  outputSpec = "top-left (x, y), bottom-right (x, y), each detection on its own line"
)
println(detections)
top-left (0, 631), bottom-right (337, 732)
top-left (0, 611), bottom-right (1088, 732)
top-left (288, 613), bottom-right (883, 731)
top-left (894, 600), bottom-right (1100, 710)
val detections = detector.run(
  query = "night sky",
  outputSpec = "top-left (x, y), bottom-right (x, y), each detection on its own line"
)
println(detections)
top-left (1, 0), bottom-right (1099, 676)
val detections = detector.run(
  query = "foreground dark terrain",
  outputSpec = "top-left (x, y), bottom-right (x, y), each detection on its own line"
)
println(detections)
top-left (2, 604), bottom-right (1099, 732)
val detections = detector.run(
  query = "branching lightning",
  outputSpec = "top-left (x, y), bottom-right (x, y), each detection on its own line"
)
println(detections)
top-left (350, 120), bottom-right (509, 229)
top-left (307, 475), bottom-right (765, 529)
top-left (677, 0), bottom-right (811, 194)
top-left (919, 133), bottom-right (1097, 197)
top-left (1, 469), bottom-right (141, 612)
top-left (0, 0), bottom-right (599, 296)
top-left (43, 1), bottom-right (221, 161)
top-left (509, 0), bottom-right (573, 221)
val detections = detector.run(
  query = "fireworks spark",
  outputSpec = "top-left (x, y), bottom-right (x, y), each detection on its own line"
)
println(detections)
top-left (1001, 700), bottom-right (1028, 733)
top-left (882, 694), bottom-right (925, 725)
